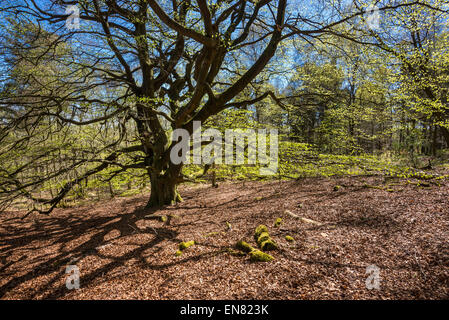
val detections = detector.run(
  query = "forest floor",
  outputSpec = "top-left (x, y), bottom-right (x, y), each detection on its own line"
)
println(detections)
top-left (1, 175), bottom-right (448, 299)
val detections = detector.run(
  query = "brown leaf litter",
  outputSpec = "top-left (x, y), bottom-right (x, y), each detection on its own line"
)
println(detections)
top-left (0, 176), bottom-right (448, 299)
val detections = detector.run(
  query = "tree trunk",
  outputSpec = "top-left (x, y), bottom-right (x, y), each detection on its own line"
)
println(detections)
top-left (146, 164), bottom-right (183, 208)
top-left (432, 126), bottom-right (438, 156)
top-left (440, 126), bottom-right (449, 149)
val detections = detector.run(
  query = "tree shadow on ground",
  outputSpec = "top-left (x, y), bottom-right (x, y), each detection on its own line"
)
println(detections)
top-left (0, 196), bottom-right (225, 299)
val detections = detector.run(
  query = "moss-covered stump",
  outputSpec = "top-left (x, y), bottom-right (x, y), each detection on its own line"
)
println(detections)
top-left (257, 232), bottom-right (270, 244)
top-left (234, 240), bottom-right (275, 262)
top-left (254, 225), bottom-right (268, 241)
top-left (249, 249), bottom-right (274, 262)
top-left (226, 248), bottom-right (247, 257)
top-left (260, 239), bottom-right (278, 251)
top-left (235, 240), bottom-right (254, 253)
top-left (254, 225), bottom-right (278, 251)
top-left (178, 240), bottom-right (195, 251)
top-left (274, 218), bottom-right (282, 227)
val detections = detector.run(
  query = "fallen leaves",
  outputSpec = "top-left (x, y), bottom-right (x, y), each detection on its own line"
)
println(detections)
top-left (0, 175), bottom-right (448, 299)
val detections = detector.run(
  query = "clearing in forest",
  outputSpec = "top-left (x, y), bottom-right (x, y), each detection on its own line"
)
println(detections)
top-left (1, 176), bottom-right (448, 300)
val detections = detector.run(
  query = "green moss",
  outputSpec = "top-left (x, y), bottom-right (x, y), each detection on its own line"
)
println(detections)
top-left (274, 217), bottom-right (282, 227)
top-left (249, 249), bottom-right (274, 262)
top-left (363, 184), bottom-right (383, 190)
top-left (235, 240), bottom-right (254, 253)
top-left (178, 240), bottom-right (195, 251)
top-left (260, 239), bottom-right (278, 251)
top-left (285, 235), bottom-right (295, 242)
top-left (257, 232), bottom-right (270, 244)
top-left (226, 248), bottom-right (247, 256)
top-left (204, 232), bottom-right (219, 238)
top-left (253, 225), bottom-right (278, 251)
top-left (333, 185), bottom-right (341, 191)
top-left (226, 221), bottom-right (232, 230)
top-left (175, 250), bottom-right (182, 257)
top-left (254, 225), bottom-right (268, 240)
top-left (160, 215), bottom-right (167, 222)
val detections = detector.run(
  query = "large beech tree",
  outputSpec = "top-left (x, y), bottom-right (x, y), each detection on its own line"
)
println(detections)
top-left (1, 0), bottom-right (445, 214)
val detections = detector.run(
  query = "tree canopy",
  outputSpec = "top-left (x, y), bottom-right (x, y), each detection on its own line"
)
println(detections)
top-left (1, 0), bottom-right (448, 216)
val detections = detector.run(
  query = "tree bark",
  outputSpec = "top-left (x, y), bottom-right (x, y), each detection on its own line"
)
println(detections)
top-left (146, 163), bottom-right (183, 208)
top-left (440, 126), bottom-right (449, 148)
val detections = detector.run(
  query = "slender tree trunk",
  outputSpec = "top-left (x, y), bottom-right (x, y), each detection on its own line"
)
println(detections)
top-left (432, 126), bottom-right (438, 156)
top-left (211, 163), bottom-right (217, 188)
top-left (440, 126), bottom-right (449, 148)
top-left (108, 181), bottom-right (114, 199)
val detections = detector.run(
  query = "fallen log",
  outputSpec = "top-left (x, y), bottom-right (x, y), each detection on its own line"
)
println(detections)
top-left (284, 210), bottom-right (323, 226)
